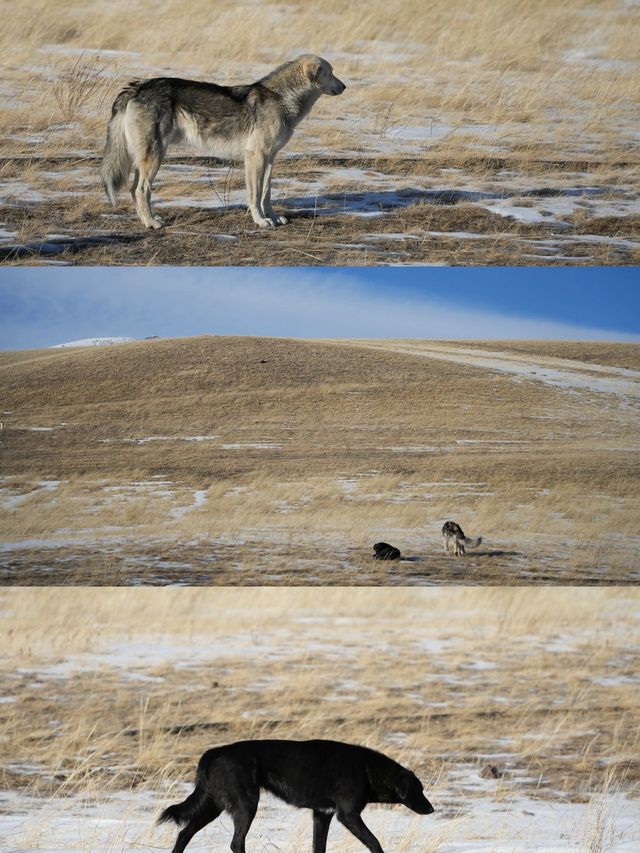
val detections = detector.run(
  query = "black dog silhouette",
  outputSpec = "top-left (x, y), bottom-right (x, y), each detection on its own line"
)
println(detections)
top-left (159, 738), bottom-right (434, 853)
top-left (373, 542), bottom-right (401, 560)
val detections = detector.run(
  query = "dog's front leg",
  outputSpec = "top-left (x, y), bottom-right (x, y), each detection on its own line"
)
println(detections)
top-left (312, 811), bottom-right (333, 853)
top-left (261, 155), bottom-right (288, 225)
top-left (245, 150), bottom-right (275, 227)
top-left (337, 811), bottom-right (385, 853)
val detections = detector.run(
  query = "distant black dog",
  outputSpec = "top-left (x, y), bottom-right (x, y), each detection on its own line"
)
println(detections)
top-left (373, 542), bottom-right (401, 560)
top-left (159, 739), bottom-right (434, 853)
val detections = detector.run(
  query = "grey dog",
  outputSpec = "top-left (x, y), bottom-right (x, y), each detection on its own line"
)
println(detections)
top-left (101, 55), bottom-right (345, 229)
top-left (442, 520), bottom-right (482, 556)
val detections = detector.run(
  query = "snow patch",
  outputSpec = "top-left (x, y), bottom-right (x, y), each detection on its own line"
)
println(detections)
top-left (51, 337), bottom-right (137, 348)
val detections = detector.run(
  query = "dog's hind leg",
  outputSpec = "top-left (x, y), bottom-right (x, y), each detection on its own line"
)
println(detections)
top-left (229, 793), bottom-right (258, 853)
top-left (312, 811), bottom-right (333, 853)
top-left (171, 808), bottom-right (221, 853)
top-left (134, 149), bottom-right (165, 230)
top-left (337, 811), bottom-right (385, 853)
top-left (245, 150), bottom-right (275, 228)
top-left (124, 104), bottom-right (167, 229)
top-left (261, 155), bottom-right (288, 225)
top-left (130, 168), bottom-right (140, 203)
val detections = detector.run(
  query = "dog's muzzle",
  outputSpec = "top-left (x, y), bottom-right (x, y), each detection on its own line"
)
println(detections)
top-left (330, 79), bottom-right (346, 95)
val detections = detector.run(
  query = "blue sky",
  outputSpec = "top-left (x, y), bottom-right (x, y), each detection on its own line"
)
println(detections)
top-left (0, 266), bottom-right (638, 349)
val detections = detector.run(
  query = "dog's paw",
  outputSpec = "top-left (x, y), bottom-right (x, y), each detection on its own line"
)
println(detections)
top-left (254, 216), bottom-right (276, 228)
top-left (147, 216), bottom-right (165, 230)
top-left (276, 214), bottom-right (289, 225)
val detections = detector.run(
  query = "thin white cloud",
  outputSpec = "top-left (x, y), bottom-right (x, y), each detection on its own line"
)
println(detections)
top-left (0, 267), bottom-right (636, 349)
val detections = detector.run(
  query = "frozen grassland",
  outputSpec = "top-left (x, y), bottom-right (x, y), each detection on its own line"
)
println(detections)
top-left (1, 337), bottom-right (638, 584)
top-left (0, 588), bottom-right (639, 851)
top-left (0, 0), bottom-right (638, 264)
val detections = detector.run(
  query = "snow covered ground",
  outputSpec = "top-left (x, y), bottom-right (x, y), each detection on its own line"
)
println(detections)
top-left (50, 337), bottom-right (137, 347)
top-left (2, 160), bottom-right (637, 264)
top-left (1, 784), bottom-right (638, 852)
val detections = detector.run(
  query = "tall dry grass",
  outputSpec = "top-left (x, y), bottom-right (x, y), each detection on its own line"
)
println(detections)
top-left (1, 587), bottom-right (638, 808)
top-left (1, 0), bottom-right (638, 162)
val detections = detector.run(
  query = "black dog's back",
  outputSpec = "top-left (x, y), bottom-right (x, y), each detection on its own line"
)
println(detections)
top-left (200, 739), bottom-right (416, 805)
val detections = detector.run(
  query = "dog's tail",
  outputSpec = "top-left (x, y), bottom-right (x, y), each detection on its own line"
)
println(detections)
top-left (157, 778), bottom-right (210, 827)
top-left (100, 82), bottom-right (141, 204)
top-left (464, 536), bottom-right (482, 549)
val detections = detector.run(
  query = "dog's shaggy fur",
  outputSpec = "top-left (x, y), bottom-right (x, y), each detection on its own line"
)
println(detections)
top-left (442, 521), bottom-right (482, 556)
top-left (101, 55), bottom-right (345, 229)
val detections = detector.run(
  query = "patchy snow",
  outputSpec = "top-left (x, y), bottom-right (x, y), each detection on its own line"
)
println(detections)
top-left (562, 47), bottom-right (636, 72)
top-left (99, 435), bottom-right (220, 445)
top-left (388, 122), bottom-right (454, 141)
top-left (591, 675), bottom-right (640, 687)
top-left (424, 230), bottom-right (497, 240)
top-left (170, 489), bottom-right (208, 520)
top-left (50, 337), bottom-right (137, 348)
top-left (0, 784), bottom-right (637, 853)
top-left (455, 439), bottom-right (528, 445)
top-left (336, 477), bottom-right (358, 495)
top-left (3, 154), bottom-right (638, 264)
top-left (220, 442), bottom-right (281, 450)
top-left (388, 445), bottom-right (438, 453)
top-left (0, 480), bottom-right (60, 510)
top-left (482, 201), bottom-right (555, 223)
top-left (41, 44), bottom-right (143, 59)
top-left (13, 632), bottom-right (303, 679)
top-left (103, 482), bottom-right (174, 497)
top-left (359, 343), bottom-right (640, 400)
top-left (363, 232), bottom-right (419, 241)
top-left (536, 234), bottom-right (640, 251)
top-left (0, 181), bottom-right (46, 202)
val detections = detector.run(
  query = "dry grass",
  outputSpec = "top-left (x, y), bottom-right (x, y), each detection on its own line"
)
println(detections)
top-left (2, 0), bottom-right (638, 154)
top-left (0, 0), bottom-right (638, 264)
top-left (1, 336), bottom-right (638, 584)
top-left (1, 587), bottom-right (638, 808)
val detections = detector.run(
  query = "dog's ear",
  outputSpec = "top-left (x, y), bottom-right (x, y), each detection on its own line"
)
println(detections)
top-left (396, 771), bottom-right (411, 800)
top-left (303, 56), bottom-right (323, 82)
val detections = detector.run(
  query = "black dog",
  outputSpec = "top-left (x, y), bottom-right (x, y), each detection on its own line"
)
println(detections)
top-left (372, 542), bottom-right (401, 560)
top-left (159, 738), bottom-right (434, 853)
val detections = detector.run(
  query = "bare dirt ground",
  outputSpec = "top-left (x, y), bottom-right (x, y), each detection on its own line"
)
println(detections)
top-left (0, 0), bottom-right (638, 265)
top-left (1, 337), bottom-right (638, 585)
top-left (1, 588), bottom-right (638, 852)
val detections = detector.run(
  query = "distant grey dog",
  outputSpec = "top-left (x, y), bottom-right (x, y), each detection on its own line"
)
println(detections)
top-left (442, 521), bottom-right (482, 557)
top-left (101, 55), bottom-right (345, 229)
